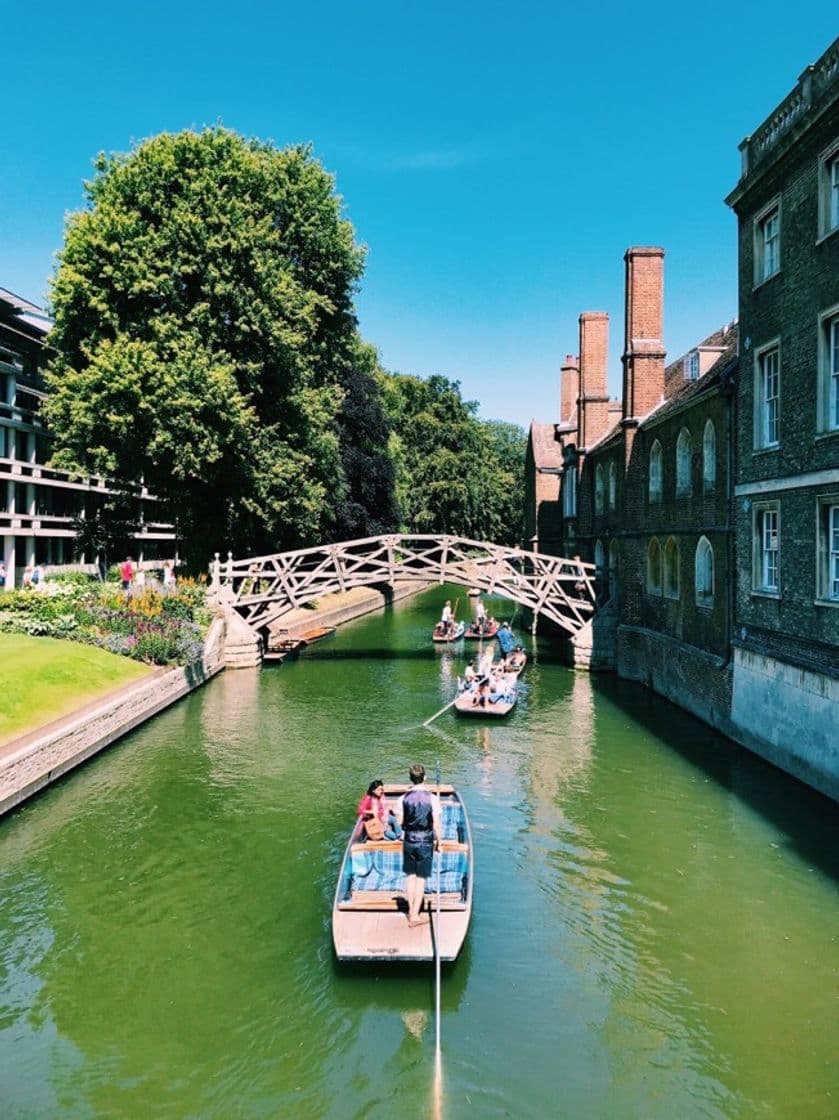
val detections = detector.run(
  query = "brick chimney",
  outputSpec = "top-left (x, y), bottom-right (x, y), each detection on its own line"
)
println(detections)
top-left (622, 247), bottom-right (666, 420)
top-left (560, 353), bottom-right (579, 427)
top-left (578, 312), bottom-right (610, 450)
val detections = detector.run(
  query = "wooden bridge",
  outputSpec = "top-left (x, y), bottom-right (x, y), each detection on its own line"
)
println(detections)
top-left (213, 535), bottom-right (596, 637)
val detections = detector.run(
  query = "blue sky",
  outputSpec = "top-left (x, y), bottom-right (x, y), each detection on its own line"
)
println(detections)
top-left (3, 2), bottom-right (836, 427)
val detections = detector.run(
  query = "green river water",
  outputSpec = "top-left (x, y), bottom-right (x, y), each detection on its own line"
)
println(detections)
top-left (1, 587), bottom-right (837, 1119)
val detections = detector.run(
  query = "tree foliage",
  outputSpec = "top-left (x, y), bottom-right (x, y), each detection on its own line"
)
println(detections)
top-left (379, 372), bottom-right (526, 545)
top-left (44, 127), bottom-right (367, 563)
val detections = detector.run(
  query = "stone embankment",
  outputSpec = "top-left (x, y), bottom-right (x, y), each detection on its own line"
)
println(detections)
top-left (0, 582), bottom-right (429, 817)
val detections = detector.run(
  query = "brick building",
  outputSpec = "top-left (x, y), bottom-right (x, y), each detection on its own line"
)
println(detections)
top-left (1, 288), bottom-right (176, 587)
top-left (724, 37), bottom-right (839, 793)
top-left (534, 250), bottom-right (738, 726)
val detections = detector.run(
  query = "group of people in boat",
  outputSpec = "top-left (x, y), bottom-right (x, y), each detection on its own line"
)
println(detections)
top-left (457, 635), bottom-right (524, 707)
top-left (356, 765), bottom-right (441, 927)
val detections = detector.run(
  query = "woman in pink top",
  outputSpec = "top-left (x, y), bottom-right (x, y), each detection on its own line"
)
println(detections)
top-left (357, 780), bottom-right (402, 840)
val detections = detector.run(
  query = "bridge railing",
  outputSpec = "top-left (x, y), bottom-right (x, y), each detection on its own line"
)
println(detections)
top-left (213, 534), bottom-right (598, 636)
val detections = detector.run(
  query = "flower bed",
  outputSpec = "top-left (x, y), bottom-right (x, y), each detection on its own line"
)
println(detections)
top-left (0, 578), bottom-right (212, 666)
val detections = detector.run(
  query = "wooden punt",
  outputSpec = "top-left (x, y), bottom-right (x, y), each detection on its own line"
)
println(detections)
top-left (464, 621), bottom-right (499, 639)
top-left (297, 625), bottom-right (336, 645)
top-left (454, 686), bottom-right (517, 717)
top-left (332, 784), bottom-right (473, 962)
top-left (454, 664), bottom-right (519, 716)
top-left (431, 620), bottom-right (465, 643)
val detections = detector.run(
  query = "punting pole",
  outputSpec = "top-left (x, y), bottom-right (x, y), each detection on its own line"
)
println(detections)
top-left (423, 696), bottom-right (458, 727)
top-left (434, 759), bottom-right (442, 1058)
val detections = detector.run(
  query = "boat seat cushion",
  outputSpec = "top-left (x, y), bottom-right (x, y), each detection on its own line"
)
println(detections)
top-left (350, 846), bottom-right (468, 895)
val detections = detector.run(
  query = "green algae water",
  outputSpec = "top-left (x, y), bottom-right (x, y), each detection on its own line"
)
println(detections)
top-left (1, 587), bottom-right (837, 1119)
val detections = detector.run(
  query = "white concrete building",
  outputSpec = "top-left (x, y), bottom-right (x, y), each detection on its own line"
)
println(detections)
top-left (1, 288), bottom-right (176, 588)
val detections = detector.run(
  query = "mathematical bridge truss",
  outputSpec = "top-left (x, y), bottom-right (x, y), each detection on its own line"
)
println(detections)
top-left (218, 535), bottom-right (596, 637)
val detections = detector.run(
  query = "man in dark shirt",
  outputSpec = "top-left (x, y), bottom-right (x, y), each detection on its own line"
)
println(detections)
top-left (396, 763), bottom-right (441, 927)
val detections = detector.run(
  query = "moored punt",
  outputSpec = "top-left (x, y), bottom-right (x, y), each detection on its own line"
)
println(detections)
top-left (332, 784), bottom-right (473, 962)
top-left (431, 620), bottom-right (465, 643)
top-left (297, 625), bottom-right (337, 645)
top-left (464, 620), bottom-right (499, 639)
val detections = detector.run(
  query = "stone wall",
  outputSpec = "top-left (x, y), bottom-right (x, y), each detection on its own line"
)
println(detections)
top-left (617, 625), bottom-right (733, 732)
top-left (729, 646), bottom-right (838, 801)
top-left (0, 617), bottom-right (226, 818)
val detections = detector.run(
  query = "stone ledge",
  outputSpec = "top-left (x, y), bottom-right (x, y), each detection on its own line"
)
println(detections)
top-left (0, 625), bottom-right (225, 819)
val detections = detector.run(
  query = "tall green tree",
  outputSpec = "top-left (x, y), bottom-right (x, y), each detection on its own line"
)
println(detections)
top-left (44, 127), bottom-right (365, 565)
top-left (379, 372), bottom-right (526, 544)
top-left (332, 340), bottom-right (399, 540)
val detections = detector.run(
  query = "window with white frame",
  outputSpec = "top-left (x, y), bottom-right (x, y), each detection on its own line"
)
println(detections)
top-left (753, 503), bottom-right (780, 593)
top-left (595, 464), bottom-right (605, 515)
top-left (663, 537), bottom-right (679, 598)
top-left (562, 464), bottom-right (577, 518)
top-left (685, 350), bottom-right (700, 380)
top-left (819, 308), bottom-right (839, 433)
top-left (695, 537), bottom-right (714, 607)
top-left (755, 203), bottom-right (780, 283)
top-left (817, 497), bottom-right (839, 603)
top-left (756, 344), bottom-right (780, 448)
top-left (608, 462), bottom-right (617, 511)
top-left (647, 537), bottom-right (662, 595)
top-left (818, 144), bottom-right (839, 238)
top-left (649, 440), bottom-right (663, 503)
top-left (676, 428), bottom-right (692, 496)
top-left (608, 539), bottom-right (618, 599)
top-left (703, 420), bottom-right (716, 492)
top-left (594, 538), bottom-right (605, 587)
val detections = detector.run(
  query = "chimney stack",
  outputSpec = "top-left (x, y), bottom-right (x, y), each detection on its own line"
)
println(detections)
top-left (578, 312), bottom-right (611, 450)
top-left (622, 247), bottom-right (666, 420)
top-left (560, 353), bottom-right (579, 427)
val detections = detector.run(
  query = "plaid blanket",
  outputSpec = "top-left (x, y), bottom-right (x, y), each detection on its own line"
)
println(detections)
top-left (350, 845), bottom-right (468, 895)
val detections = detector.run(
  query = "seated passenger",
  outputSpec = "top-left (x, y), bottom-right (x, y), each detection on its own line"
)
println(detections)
top-left (358, 780), bottom-right (402, 840)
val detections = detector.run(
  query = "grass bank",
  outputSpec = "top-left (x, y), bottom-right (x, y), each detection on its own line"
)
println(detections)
top-left (0, 634), bottom-right (152, 747)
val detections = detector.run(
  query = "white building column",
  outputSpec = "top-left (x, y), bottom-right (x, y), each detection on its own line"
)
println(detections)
top-left (3, 535), bottom-right (15, 590)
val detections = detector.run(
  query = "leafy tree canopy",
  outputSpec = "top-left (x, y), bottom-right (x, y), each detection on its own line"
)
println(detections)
top-left (44, 127), bottom-right (366, 564)
top-left (379, 372), bottom-right (526, 544)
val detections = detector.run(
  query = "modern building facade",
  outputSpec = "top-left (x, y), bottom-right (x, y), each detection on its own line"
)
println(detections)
top-left (1, 288), bottom-right (176, 588)
top-left (725, 36), bottom-right (839, 792)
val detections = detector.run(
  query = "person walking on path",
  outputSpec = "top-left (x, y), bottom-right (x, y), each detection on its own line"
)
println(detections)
top-left (395, 764), bottom-right (441, 927)
top-left (162, 560), bottom-right (177, 595)
top-left (120, 557), bottom-right (134, 593)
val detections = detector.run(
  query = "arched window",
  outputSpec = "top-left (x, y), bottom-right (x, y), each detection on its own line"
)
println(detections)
top-left (647, 537), bottom-right (662, 595)
top-left (676, 428), bottom-right (693, 496)
top-left (608, 462), bottom-right (617, 511)
top-left (703, 420), bottom-right (716, 493)
top-left (594, 539), bottom-right (606, 600)
top-left (664, 537), bottom-right (680, 598)
top-left (595, 464), bottom-right (605, 515)
top-left (649, 440), bottom-right (663, 503)
top-left (608, 539), bottom-right (619, 599)
top-left (695, 537), bottom-right (714, 606)
top-left (562, 464), bottom-right (577, 518)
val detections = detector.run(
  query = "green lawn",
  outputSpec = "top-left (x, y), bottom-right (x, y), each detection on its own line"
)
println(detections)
top-left (0, 634), bottom-right (152, 747)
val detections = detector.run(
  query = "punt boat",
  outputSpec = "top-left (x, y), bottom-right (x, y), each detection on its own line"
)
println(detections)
top-left (431, 620), bottom-right (465, 643)
top-left (332, 784), bottom-right (473, 962)
top-left (464, 620), bottom-right (499, 639)
top-left (453, 666), bottom-right (518, 717)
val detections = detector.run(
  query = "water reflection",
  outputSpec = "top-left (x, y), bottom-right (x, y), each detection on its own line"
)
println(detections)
top-left (0, 587), bottom-right (837, 1119)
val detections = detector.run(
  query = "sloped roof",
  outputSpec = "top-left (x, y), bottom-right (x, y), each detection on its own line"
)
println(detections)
top-left (528, 421), bottom-right (563, 468)
top-left (644, 334), bottom-right (738, 429)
